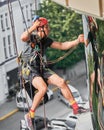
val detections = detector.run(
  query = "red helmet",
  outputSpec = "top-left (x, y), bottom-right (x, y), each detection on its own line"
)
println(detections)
top-left (39, 17), bottom-right (48, 27)
top-left (33, 16), bottom-right (48, 27)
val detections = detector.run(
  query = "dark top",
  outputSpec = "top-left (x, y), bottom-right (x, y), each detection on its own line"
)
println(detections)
top-left (23, 34), bottom-right (53, 70)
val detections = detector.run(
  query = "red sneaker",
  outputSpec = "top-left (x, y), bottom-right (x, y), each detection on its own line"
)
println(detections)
top-left (72, 102), bottom-right (89, 115)
top-left (72, 102), bottom-right (79, 114)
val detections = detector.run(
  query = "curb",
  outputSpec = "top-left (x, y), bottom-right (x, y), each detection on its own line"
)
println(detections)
top-left (0, 108), bottom-right (19, 121)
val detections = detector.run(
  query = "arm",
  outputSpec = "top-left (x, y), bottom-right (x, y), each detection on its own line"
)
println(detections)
top-left (50, 34), bottom-right (84, 50)
top-left (20, 20), bottom-right (40, 42)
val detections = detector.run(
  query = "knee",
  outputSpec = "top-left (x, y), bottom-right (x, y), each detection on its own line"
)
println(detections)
top-left (58, 79), bottom-right (66, 88)
top-left (42, 86), bottom-right (47, 93)
top-left (38, 86), bottom-right (47, 95)
top-left (90, 75), bottom-right (94, 83)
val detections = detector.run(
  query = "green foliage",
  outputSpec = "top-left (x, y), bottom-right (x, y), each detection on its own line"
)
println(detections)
top-left (46, 44), bottom-right (85, 69)
top-left (37, 0), bottom-right (85, 69)
top-left (87, 53), bottom-right (94, 75)
top-left (96, 19), bottom-right (104, 56)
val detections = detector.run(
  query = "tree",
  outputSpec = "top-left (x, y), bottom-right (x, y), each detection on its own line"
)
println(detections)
top-left (96, 19), bottom-right (104, 56)
top-left (37, 0), bottom-right (85, 69)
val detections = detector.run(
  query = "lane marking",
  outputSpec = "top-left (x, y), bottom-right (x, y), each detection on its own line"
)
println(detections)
top-left (0, 108), bottom-right (19, 121)
top-left (0, 87), bottom-right (58, 121)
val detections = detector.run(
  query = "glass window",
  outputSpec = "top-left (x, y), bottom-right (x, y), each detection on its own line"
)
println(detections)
top-left (8, 35), bottom-right (12, 57)
top-left (5, 13), bottom-right (9, 30)
top-left (13, 41), bottom-right (17, 55)
top-left (72, 92), bottom-right (80, 98)
top-left (0, 15), bottom-right (5, 31)
top-left (26, 5), bottom-right (30, 22)
top-left (21, 7), bottom-right (25, 23)
top-left (17, 97), bottom-right (26, 103)
top-left (30, 3), bottom-right (34, 21)
top-left (3, 37), bottom-right (8, 59)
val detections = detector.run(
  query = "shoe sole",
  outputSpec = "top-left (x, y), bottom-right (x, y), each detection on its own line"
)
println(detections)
top-left (24, 115), bottom-right (33, 130)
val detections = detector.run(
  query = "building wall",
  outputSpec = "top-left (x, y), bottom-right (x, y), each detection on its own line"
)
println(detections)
top-left (0, 0), bottom-right (39, 104)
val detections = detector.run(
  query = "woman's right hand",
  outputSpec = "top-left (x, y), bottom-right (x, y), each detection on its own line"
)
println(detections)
top-left (32, 19), bottom-right (40, 30)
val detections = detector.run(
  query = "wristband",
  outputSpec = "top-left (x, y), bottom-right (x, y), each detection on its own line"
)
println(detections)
top-left (30, 109), bottom-right (35, 112)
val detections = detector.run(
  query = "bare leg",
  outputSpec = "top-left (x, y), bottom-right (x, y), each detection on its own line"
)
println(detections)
top-left (47, 74), bottom-right (75, 103)
top-left (47, 74), bottom-right (88, 114)
top-left (24, 76), bottom-right (47, 128)
top-left (90, 68), bottom-right (103, 109)
top-left (97, 68), bottom-right (104, 105)
top-left (31, 76), bottom-right (47, 111)
top-left (90, 71), bottom-right (95, 111)
top-left (97, 68), bottom-right (102, 90)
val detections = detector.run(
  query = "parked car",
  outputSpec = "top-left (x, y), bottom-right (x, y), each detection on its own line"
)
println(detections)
top-left (57, 84), bottom-right (83, 107)
top-left (47, 118), bottom-right (76, 130)
top-left (66, 113), bottom-right (78, 123)
top-left (16, 82), bottom-right (53, 110)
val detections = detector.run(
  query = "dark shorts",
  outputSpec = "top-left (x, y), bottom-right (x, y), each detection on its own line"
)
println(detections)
top-left (29, 67), bottom-right (55, 82)
top-left (32, 68), bottom-right (55, 79)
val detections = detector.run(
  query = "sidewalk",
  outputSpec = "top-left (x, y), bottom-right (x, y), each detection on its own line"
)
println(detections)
top-left (0, 98), bottom-right (18, 121)
top-left (75, 111), bottom-right (94, 130)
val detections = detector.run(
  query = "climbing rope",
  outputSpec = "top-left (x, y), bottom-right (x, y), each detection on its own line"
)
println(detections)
top-left (7, 1), bottom-right (79, 130)
top-left (7, 0), bottom-right (18, 56)
top-left (7, 1), bottom-right (34, 130)
top-left (47, 46), bottom-right (77, 65)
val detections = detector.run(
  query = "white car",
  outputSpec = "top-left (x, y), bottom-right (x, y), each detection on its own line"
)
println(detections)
top-left (57, 84), bottom-right (83, 107)
top-left (16, 82), bottom-right (53, 110)
top-left (47, 118), bottom-right (76, 130)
